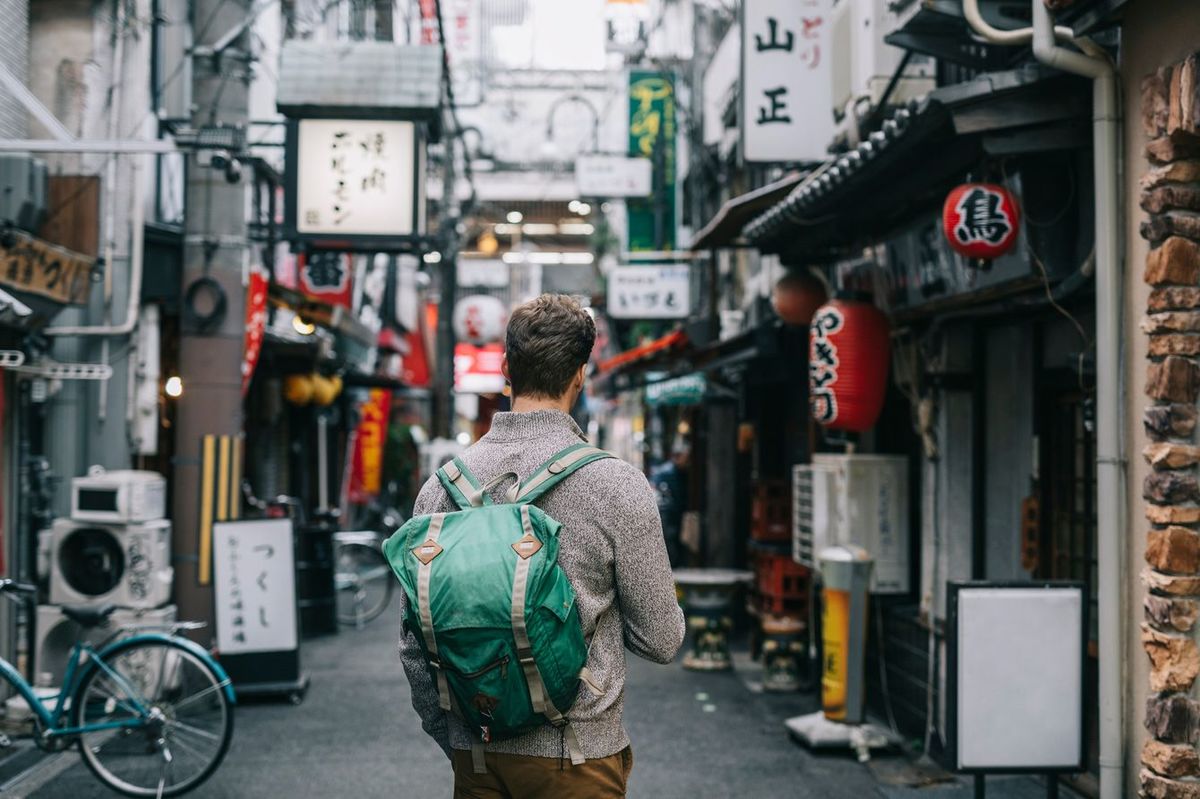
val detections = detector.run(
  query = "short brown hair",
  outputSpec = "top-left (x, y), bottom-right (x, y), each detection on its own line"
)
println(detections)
top-left (504, 294), bottom-right (596, 399)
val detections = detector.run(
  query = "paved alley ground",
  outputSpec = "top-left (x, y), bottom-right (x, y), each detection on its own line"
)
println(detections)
top-left (10, 609), bottom-right (1077, 799)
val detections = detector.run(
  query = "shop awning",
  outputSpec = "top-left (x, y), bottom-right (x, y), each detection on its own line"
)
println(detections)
top-left (596, 330), bottom-right (688, 375)
top-left (744, 67), bottom-right (1091, 263)
top-left (689, 171), bottom-right (804, 251)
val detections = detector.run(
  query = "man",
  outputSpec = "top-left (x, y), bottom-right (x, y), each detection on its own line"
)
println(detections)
top-left (399, 294), bottom-right (685, 798)
top-left (651, 442), bottom-right (690, 567)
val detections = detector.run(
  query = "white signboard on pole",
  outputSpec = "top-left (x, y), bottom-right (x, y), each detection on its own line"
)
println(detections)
top-left (741, 0), bottom-right (834, 163)
top-left (608, 265), bottom-right (690, 319)
top-left (446, 0), bottom-right (483, 106)
top-left (576, 154), bottom-right (653, 198)
top-left (605, 0), bottom-right (650, 54)
top-left (214, 519), bottom-right (298, 656)
top-left (296, 119), bottom-right (416, 237)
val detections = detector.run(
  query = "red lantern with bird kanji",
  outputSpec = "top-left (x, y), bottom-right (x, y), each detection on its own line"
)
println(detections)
top-left (809, 296), bottom-right (890, 432)
top-left (941, 183), bottom-right (1020, 259)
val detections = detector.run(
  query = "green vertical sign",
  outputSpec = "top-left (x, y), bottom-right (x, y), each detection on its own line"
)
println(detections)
top-left (627, 70), bottom-right (676, 252)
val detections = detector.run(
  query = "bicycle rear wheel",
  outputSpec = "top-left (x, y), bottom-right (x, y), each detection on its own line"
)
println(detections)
top-left (74, 638), bottom-right (234, 797)
top-left (336, 542), bottom-right (395, 627)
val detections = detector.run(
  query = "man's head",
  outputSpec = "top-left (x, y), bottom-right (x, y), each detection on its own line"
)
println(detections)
top-left (502, 294), bottom-right (596, 406)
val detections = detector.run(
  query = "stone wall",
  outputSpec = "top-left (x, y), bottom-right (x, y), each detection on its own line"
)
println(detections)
top-left (1141, 52), bottom-right (1200, 798)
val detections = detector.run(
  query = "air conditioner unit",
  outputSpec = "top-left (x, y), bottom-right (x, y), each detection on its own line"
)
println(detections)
top-left (33, 604), bottom-right (178, 688)
top-left (49, 518), bottom-right (173, 609)
top-left (71, 468), bottom-right (167, 524)
top-left (793, 454), bottom-right (909, 594)
top-left (831, 0), bottom-right (935, 118)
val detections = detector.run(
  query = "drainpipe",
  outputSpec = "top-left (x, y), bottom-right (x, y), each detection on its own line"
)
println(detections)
top-left (1031, 7), bottom-right (1124, 799)
top-left (963, 1), bottom-right (1123, 796)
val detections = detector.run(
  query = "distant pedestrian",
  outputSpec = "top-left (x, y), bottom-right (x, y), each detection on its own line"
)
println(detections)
top-left (650, 442), bottom-right (690, 567)
top-left (397, 294), bottom-right (685, 798)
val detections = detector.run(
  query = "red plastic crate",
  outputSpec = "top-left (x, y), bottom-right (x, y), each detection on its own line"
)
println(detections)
top-left (754, 552), bottom-right (810, 601)
top-left (750, 481), bottom-right (791, 542)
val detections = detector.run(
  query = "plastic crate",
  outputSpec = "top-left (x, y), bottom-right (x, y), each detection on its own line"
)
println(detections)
top-left (750, 480), bottom-right (791, 542)
top-left (754, 552), bottom-right (810, 601)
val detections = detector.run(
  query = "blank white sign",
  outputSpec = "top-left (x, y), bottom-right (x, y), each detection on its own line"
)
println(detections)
top-left (955, 586), bottom-right (1082, 770)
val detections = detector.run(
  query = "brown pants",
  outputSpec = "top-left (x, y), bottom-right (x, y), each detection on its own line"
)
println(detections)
top-left (451, 747), bottom-right (633, 798)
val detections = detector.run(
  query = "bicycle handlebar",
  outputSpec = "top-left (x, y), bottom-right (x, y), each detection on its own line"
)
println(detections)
top-left (0, 580), bottom-right (37, 595)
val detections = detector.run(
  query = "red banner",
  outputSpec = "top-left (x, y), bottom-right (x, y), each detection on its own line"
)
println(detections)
top-left (241, 270), bottom-right (268, 396)
top-left (349, 388), bottom-right (391, 503)
top-left (298, 252), bottom-right (353, 309)
top-left (454, 342), bottom-right (505, 394)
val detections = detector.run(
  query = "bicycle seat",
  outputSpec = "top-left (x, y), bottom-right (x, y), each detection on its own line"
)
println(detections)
top-left (60, 604), bottom-right (119, 628)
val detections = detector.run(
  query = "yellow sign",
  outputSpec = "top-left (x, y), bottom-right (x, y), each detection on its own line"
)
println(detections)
top-left (0, 231), bottom-right (93, 305)
top-left (821, 588), bottom-right (850, 720)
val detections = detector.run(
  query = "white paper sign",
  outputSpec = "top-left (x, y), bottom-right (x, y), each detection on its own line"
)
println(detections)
top-left (608, 265), bottom-right (690, 319)
top-left (214, 519), bottom-right (298, 655)
top-left (296, 119), bottom-right (416, 237)
top-left (447, 0), bottom-right (483, 106)
top-left (741, 0), bottom-right (834, 163)
top-left (576, 154), bottom-right (653, 198)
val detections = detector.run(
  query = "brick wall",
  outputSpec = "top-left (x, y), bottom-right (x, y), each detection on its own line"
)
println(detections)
top-left (0, 0), bottom-right (29, 139)
top-left (1140, 52), bottom-right (1200, 799)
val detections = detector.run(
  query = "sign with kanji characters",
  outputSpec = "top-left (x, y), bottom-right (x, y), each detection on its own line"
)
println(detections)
top-left (608, 265), bottom-right (690, 319)
top-left (576, 154), bottom-right (653, 198)
top-left (241, 270), bottom-right (268, 396)
top-left (627, 71), bottom-right (676, 251)
top-left (454, 342), bottom-right (506, 394)
top-left (349, 388), bottom-right (391, 503)
top-left (298, 251), bottom-right (353, 308)
top-left (0, 231), bottom-right (92, 305)
top-left (213, 519), bottom-right (298, 656)
top-left (741, 0), bottom-right (834, 163)
top-left (293, 119), bottom-right (419, 239)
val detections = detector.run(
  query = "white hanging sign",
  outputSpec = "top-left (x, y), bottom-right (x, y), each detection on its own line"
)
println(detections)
top-left (576, 154), bottom-right (653, 198)
top-left (214, 519), bottom-right (298, 656)
top-left (295, 119), bottom-right (417, 237)
top-left (608, 265), bottom-right (690, 319)
top-left (741, 0), bottom-right (834, 163)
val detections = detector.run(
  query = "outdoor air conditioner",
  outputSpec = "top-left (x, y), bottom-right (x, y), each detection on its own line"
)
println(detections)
top-left (33, 604), bottom-right (178, 688)
top-left (831, 0), bottom-right (935, 118)
top-left (48, 518), bottom-right (173, 609)
top-left (793, 454), bottom-right (909, 594)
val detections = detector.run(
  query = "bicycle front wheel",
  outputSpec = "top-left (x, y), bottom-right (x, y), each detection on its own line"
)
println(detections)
top-left (74, 638), bottom-right (234, 798)
top-left (336, 542), bottom-right (395, 626)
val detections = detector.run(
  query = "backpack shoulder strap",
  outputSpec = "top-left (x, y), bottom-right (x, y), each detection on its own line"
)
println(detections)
top-left (508, 443), bottom-right (615, 505)
top-left (436, 457), bottom-right (493, 510)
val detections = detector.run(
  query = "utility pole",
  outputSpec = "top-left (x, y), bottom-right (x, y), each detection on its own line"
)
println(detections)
top-left (171, 2), bottom-right (253, 636)
top-left (433, 136), bottom-right (458, 440)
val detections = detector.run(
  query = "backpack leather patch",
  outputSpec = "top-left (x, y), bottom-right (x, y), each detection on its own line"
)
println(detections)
top-left (511, 532), bottom-right (542, 560)
top-left (412, 540), bottom-right (443, 565)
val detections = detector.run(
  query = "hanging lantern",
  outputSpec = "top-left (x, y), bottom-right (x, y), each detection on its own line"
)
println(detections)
top-left (453, 294), bottom-right (508, 345)
top-left (942, 182), bottom-right (1020, 259)
top-left (772, 270), bottom-right (829, 327)
top-left (809, 296), bottom-right (890, 432)
top-left (283, 374), bottom-right (315, 406)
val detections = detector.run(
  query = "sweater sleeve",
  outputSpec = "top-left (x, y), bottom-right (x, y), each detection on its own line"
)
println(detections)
top-left (604, 467), bottom-right (686, 664)
top-left (397, 476), bottom-right (455, 758)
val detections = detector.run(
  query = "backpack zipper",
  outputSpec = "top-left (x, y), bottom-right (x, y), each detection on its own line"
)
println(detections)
top-left (456, 655), bottom-right (510, 681)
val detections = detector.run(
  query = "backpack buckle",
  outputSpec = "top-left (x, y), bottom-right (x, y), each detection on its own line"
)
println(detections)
top-left (547, 461), bottom-right (566, 475)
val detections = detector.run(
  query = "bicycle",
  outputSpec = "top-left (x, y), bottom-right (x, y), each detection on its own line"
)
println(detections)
top-left (334, 530), bottom-right (394, 628)
top-left (0, 580), bottom-right (235, 797)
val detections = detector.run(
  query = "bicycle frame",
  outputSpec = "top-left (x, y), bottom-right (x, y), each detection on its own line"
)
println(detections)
top-left (0, 632), bottom-right (236, 740)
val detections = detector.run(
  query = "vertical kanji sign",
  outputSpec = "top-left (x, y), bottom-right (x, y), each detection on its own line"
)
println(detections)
top-left (741, 0), bottom-right (834, 163)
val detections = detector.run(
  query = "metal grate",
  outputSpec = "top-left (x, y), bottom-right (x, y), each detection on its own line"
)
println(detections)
top-left (792, 464), bottom-right (815, 567)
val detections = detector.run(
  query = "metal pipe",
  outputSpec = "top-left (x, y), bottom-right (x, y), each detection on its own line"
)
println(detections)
top-left (962, 0), bottom-right (1093, 49)
top-left (0, 139), bottom-right (177, 153)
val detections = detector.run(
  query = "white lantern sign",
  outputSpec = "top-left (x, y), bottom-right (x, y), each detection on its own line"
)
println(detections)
top-left (453, 294), bottom-right (508, 344)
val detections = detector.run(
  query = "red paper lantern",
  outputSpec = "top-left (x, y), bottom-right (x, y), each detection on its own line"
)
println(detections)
top-left (809, 297), bottom-right (890, 432)
top-left (772, 270), bottom-right (829, 326)
top-left (941, 182), bottom-right (1020, 259)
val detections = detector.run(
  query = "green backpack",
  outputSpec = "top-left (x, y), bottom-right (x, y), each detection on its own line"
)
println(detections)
top-left (384, 442), bottom-right (613, 772)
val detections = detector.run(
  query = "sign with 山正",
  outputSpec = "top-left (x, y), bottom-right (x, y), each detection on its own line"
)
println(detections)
top-left (295, 119), bottom-right (416, 237)
top-left (213, 519), bottom-right (298, 656)
top-left (576, 154), bottom-right (653, 198)
top-left (741, 0), bottom-right (834, 163)
top-left (0, 232), bottom-right (93, 305)
top-left (608, 265), bottom-right (690, 319)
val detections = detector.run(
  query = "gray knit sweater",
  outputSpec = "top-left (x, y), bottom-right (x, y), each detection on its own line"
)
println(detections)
top-left (398, 409), bottom-right (685, 760)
